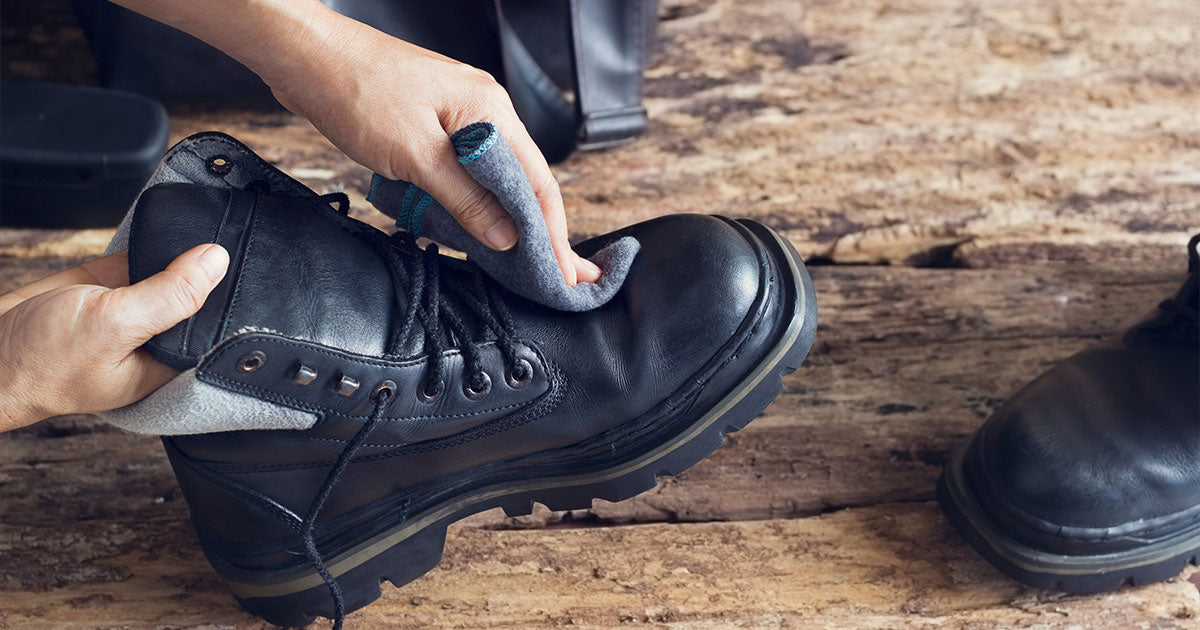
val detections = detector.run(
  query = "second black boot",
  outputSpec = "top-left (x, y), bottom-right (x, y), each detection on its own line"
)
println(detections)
top-left (939, 234), bottom-right (1200, 593)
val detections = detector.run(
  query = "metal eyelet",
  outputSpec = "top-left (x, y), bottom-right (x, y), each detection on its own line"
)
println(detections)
top-left (372, 379), bottom-right (397, 400)
top-left (207, 155), bottom-right (233, 176)
top-left (335, 374), bottom-right (360, 398)
top-left (417, 377), bottom-right (444, 403)
top-left (464, 371), bottom-right (492, 400)
top-left (237, 350), bottom-right (266, 373)
top-left (505, 359), bottom-right (534, 389)
top-left (293, 364), bottom-right (318, 386)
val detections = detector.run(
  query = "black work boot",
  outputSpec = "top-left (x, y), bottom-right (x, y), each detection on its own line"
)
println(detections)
top-left (938, 234), bottom-right (1200, 593)
top-left (124, 144), bottom-right (817, 625)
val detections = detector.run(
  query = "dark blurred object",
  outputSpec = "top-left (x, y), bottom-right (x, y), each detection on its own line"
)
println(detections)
top-left (0, 81), bottom-right (167, 227)
top-left (70, 0), bottom-right (507, 110)
top-left (0, 0), bottom-right (97, 85)
top-left (69, 0), bottom-right (656, 163)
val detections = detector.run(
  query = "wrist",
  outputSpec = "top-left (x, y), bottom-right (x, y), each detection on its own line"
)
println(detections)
top-left (0, 380), bottom-right (49, 431)
top-left (225, 0), bottom-right (337, 88)
top-left (111, 0), bottom-right (331, 86)
top-left (245, 3), bottom-right (360, 105)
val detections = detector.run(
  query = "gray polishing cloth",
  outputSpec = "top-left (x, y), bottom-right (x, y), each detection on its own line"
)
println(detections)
top-left (368, 122), bottom-right (639, 312)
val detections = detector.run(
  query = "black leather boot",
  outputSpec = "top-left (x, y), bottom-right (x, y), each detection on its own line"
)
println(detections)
top-left (125, 172), bottom-right (816, 622)
top-left (939, 235), bottom-right (1200, 593)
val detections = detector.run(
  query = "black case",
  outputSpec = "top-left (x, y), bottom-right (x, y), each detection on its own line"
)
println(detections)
top-left (0, 82), bottom-right (168, 228)
top-left (69, 0), bottom-right (506, 109)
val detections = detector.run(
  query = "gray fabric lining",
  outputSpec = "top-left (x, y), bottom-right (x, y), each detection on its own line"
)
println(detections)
top-left (368, 122), bottom-right (639, 312)
top-left (99, 368), bottom-right (317, 435)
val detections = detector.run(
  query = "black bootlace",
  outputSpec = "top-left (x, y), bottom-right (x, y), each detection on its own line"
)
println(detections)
top-left (300, 192), bottom-right (531, 629)
top-left (1129, 233), bottom-right (1200, 342)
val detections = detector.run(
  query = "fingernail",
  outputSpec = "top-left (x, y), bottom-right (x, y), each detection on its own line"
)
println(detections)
top-left (580, 258), bottom-right (602, 277)
top-left (484, 217), bottom-right (519, 251)
top-left (198, 244), bottom-right (230, 283)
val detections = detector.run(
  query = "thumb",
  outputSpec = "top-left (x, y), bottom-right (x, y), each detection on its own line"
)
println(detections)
top-left (107, 244), bottom-right (229, 339)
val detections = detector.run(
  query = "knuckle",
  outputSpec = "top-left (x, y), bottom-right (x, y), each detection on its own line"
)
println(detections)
top-left (465, 76), bottom-right (511, 112)
top-left (383, 149), bottom-right (414, 182)
top-left (480, 78), bottom-right (509, 100)
top-left (91, 289), bottom-right (140, 341)
top-left (168, 271), bottom-right (208, 313)
top-left (452, 186), bottom-right (499, 229)
top-left (88, 289), bottom-right (122, 326)
top-left (384, 137), bottom-right (434, 182)
top-left (534, 171), bottom-right (562, 200)
top-left (466, 66), bottom-right (498, 85)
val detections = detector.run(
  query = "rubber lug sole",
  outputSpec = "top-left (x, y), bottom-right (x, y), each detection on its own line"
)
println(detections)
top-left (233, 221), bottom-right (818, 626)
top-left (937, 441), bottom-right (1200, 594)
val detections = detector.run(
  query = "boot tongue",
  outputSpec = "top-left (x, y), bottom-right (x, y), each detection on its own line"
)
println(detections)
top-left (378, 239), bottom-right (493, 357)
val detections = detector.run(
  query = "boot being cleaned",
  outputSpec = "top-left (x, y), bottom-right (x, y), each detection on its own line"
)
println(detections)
top-left (100, 128), bottom-right (818, 627)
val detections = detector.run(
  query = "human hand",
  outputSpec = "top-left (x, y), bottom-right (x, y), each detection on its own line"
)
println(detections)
top-left (0, 244), bottom-right (229, 432)
top-left (256, 5), bottom-right (601, 286)
top-left (110, 0), bottom-right (600, 284)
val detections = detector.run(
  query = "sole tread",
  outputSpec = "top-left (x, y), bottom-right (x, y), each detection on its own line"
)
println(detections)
top-left (938, 459), bottom-right (1200, 596)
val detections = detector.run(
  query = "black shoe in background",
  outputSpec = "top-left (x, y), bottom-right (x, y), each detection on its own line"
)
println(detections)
top-left (0, 82), bottom-right (166, 227)
top-left (938, 234), bottom-right (1200, 593)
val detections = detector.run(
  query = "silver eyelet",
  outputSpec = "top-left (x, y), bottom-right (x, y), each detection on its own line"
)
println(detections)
top-left (505, 359), bottom-right (534, 389)
top-left (417, 377), bottom-right (444, 403)
top-left (372, 379), bottom-right (397, 400)
top-left (237, 350), bottom-right (266, 373)
top-left (464, 371), bottom-right (492, 400)
top-left (293, 364), bottom-right (318, 386)
top-left (335, 374), bottom-right (360, 398)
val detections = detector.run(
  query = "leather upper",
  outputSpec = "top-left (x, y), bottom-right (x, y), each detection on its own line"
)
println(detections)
top-left (130, 184), bottom-right (402, 367)
top-left (963, 262), bottom-right (1200, 545)
top-left (130, 181), bottom-right (785, 545)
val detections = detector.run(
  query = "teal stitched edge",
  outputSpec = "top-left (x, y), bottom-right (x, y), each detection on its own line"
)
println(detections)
top-left (366, 173), bottom-right (382, 203)
top-left (456, 128), bottom-right (498, 165)
top-left (409, 191), bottom-right (433, 237)
top-left (370, 174), bottom-right (430, 237)
top-left (399, 183), bottom-right (417, 217)
top-left (395, 183), bottom-right (418, 233)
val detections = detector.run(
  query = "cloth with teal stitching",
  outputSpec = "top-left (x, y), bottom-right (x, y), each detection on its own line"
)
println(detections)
top-left (367, 122), bottom-right (639, 312)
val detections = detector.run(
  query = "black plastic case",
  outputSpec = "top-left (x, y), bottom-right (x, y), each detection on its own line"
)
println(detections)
top-left (0, 81), bottom-right (168, 228)
top-left (69, 0), bottom-right (505, 109)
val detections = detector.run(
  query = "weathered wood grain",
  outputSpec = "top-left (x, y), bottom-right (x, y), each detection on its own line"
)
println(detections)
top-left (2, 503), bottom-right (1197, 628)
top-left (619, 0), bottom-right (1200, 265)
top-left (2, 258), bottom-right (1189, 592)
top-left (3, 0), bottom-right (1198, 625)
top-left (2, 0), bottom-right (1197, 264)
top-left (0, 256), bottom-right (87, 292)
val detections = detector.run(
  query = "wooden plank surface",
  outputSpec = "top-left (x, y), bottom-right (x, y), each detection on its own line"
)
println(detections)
top-left (2, 502), bottom-right (1197, 629)
top-left (2, 0), bottom-right (1197, 263)
top-left (0, 261), bottom-right (1185, 533)
top-left (3, 259), bottom-right (1196, 627)
top-left (3, 0), bottom-right (1199, 626)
